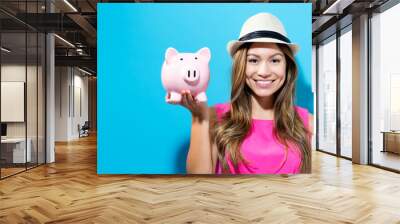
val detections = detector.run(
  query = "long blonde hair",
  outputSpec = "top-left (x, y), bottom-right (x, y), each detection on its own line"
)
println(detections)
top-left (213, 43), bottom-right (311, 173)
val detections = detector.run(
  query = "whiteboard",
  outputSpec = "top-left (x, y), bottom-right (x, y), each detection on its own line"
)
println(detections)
top-left (1, 82), bottom-right (25, 122)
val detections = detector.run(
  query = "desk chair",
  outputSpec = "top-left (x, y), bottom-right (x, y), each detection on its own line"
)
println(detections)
top-left (78, 121), bottom-right (90, 138)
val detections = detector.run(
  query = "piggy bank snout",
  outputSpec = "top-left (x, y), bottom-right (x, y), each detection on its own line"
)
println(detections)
top-left (184, 69), bottom-right (200, 81)
top-left (182, 68), bottom-right (200, 86)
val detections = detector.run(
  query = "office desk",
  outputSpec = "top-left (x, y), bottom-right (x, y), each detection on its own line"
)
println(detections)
top-left (1, 138), bottom-right (31, 163)
top-left (381, 131), bottom-right (400, 154)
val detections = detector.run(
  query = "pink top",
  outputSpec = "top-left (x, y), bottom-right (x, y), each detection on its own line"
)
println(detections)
top-left (214, 103), bottom-right (309, 174)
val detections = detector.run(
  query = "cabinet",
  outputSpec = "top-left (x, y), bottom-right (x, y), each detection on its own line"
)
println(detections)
top-left (0, 138), bottom-right (32, 165)
top-left (382, 131), bottom-right (400, 154)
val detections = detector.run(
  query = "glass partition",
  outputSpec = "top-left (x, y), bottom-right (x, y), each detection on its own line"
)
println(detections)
top-left (0, 1), bottom-right (46, 179)
top-left (27, 30), bottom-right (38, 169)
top-left (339, 27), bottom-right (352, 159)
top-left (317, 35), bottom-right (337, 155)
top-left (1, 30), bottom-right (28, 178)
top-left (370, 3), bottom-right (400, 171)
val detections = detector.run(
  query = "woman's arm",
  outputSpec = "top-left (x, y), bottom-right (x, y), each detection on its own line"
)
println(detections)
top-left (186, 107), bottom-right (214, 174)
top-left (209, 108), bottom-right (218, 173)
top-left (177, 90), bottom-right (216, 174)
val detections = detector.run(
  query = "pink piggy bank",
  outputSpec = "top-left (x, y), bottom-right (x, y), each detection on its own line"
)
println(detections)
top-left (161, 47), bottom-right (211, 103)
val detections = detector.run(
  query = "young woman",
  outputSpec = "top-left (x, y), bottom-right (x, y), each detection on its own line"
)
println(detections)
top-left (170, 13), bottom-right (313, 174)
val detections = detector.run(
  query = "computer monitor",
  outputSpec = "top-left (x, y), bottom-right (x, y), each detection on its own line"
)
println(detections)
top-left (1, 123), bottom-right (7, 137)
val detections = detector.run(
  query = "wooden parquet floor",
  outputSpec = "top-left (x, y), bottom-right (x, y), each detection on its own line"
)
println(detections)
top-left (1, 135), bottom-right (400, 224)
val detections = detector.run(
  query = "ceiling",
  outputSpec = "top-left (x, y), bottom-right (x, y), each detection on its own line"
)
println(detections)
top-left (0, 0), bottom-right (393, 75)
top-left (1, 0), bottom-right (98, 74)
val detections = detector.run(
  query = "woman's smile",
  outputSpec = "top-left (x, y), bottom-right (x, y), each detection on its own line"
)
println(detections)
top-left (254, 79), bottom-right (276, 88)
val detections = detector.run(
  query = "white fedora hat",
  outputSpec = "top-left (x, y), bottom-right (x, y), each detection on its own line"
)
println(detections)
top-left (227, 12), bottom-right (300, 57)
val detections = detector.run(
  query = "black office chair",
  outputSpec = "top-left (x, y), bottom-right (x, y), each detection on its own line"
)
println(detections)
top-left (78, 121), bottom-right (90, 138)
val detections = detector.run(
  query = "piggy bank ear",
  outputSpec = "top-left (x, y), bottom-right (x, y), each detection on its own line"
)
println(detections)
top-left (165, 47), bottom-right (178, 64)
top-left (197, 47), bottom-right (211, 62)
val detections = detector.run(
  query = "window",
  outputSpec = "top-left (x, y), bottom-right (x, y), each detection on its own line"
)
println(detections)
top-left (339, 27), bottom-right (352, 158)
top-left (317, 35), bottom-right (337, 155)
top-left (370, 2), bottom-right (400, 171)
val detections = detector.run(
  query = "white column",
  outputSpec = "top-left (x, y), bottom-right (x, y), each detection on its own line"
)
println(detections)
top-left (46, 33), bottom-right (55, 163)
top-left (352, 14), bottom-right (369, 164)
top-left (46, 1), bottom-right (55, 163)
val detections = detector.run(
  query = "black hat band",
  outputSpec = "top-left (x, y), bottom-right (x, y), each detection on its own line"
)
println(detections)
top-left (239, 30), bottom-right (291, 44)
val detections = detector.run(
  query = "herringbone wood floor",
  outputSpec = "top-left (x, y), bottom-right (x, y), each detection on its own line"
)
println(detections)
top-left (1, 134), bottom-right (400, 224)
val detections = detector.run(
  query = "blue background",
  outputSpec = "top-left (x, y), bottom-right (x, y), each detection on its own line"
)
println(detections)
top-left (98, 3), bottom-right (312, 174)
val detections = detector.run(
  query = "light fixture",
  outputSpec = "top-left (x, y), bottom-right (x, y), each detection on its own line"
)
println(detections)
top-left (78, 67), bottom-right (93, 76)
top-left (63, 0), bottom-right (78, 12)
top-left (76, 48), bottom-right (85, 55)
top-left (54, 34), bottom-right (75, 48)
top-left (322, 0), bottom-right (354, 15)
top-left (1, 47), bottom-right (11, 53)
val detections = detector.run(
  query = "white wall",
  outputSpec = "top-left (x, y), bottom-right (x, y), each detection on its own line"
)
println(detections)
top-left (1, 65), bottom-right (26, 140)
top-left (55, 67), bottom-right (89, 141)
top-left (1, 82), bottom-right (24, 122)
top-left (1, 65), bottom-right (39, 137)
top-left (72, 72), bottom-right (89, 138)
top-left (55, 66), bottom-right (69, 141)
